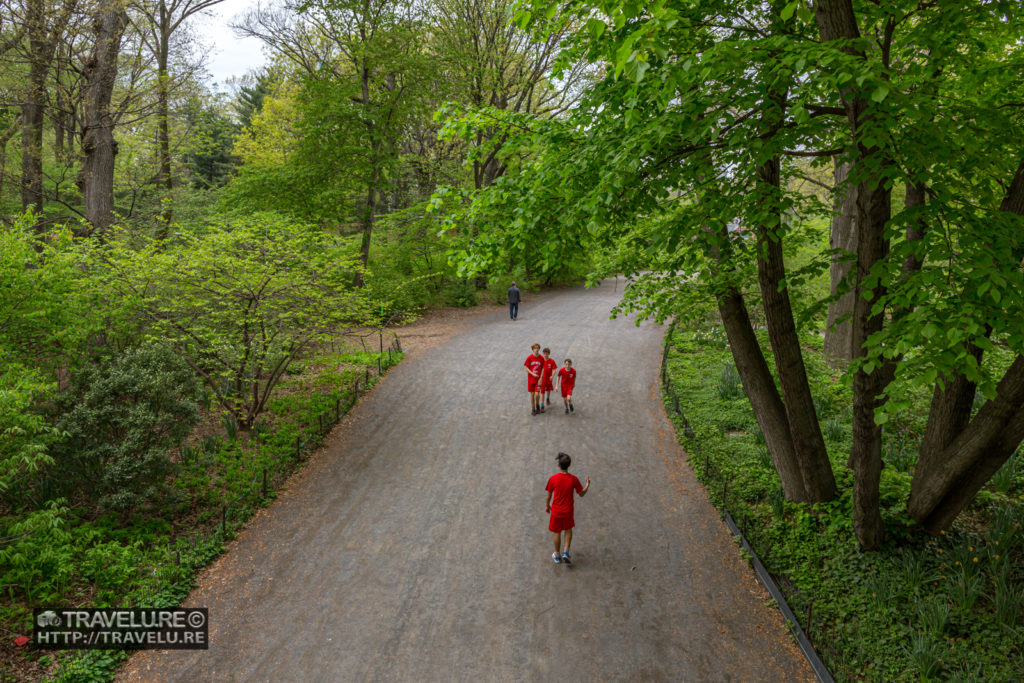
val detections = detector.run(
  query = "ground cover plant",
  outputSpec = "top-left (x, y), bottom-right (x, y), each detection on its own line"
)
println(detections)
top-left (0, 342), bottom-right (402, 682)
top-left (662, 323), bottom-right (1024, 681)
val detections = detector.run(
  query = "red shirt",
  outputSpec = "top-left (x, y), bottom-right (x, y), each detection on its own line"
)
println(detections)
top-left (525, 354), bottom-right (544, 377)
top-left (557, 367), bottom-right (576, 387)
top-left (541, 357), bottom-right (557, 381)
top-left (546, 472), bottom-right (583, 516)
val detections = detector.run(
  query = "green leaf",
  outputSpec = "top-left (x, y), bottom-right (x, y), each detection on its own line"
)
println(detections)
top-left (780, 2), bottom-right (798, 21)
top-left (871, 84), bottom-right (889, 103)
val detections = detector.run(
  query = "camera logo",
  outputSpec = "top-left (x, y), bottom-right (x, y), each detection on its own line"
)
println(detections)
top-left (37, 611), bottom-right (61, 628)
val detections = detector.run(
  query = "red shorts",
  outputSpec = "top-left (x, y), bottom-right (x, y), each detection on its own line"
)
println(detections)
top-left (560, 384), bottom-right (574, 398)
top-left (528, 378), bottom-right (540, 393)
top-left (549, 513), bottom-right (575, 532)
top-left (541, 378), bottom-right (554, 392)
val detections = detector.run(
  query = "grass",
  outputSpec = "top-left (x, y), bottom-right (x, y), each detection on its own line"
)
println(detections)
top-left (661, 324), bottom-right (1024, 682)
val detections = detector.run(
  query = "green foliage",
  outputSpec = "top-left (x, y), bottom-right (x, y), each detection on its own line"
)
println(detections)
top-left (93, 212), bottom-right (371, 428)
top-left (663, 324), bottom-right (1024, 681)
top-left (182, 96), bottom-right (240, 189)
top-left (0, 501), bottom-right (73, 607)
top-left (0, 216), bottom-right (97, 508)
top-left (442, 280), bottom-right (478, 307)
top-left (46, 343), bottom-right (203, 511)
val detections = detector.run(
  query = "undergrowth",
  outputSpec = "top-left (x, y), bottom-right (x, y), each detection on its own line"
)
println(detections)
top-left (662, 324), bottom-right (1024, 682)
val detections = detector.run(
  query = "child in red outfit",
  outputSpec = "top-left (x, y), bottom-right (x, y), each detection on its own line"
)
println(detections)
top-left (524, 343), bottom-right (544, 415)
top-left (545, 452), bottom-right (590, 564)
top-left (557, 358), bottom-right (576, 414)
top-left (539, 347), bottom-right (557, 411)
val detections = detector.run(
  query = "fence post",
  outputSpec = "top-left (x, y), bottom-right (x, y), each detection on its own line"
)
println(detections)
top-left (221, 506), bottom-right (227, 535)
top-left (295, 436), bottom-right (301, 459)
top-left (806, 601), bottom-right (813, 636)
top-left (723, 479), bottom-right (729, 511)
top-left (318, 414), bottom-right (324, 435)
top-left (336, 398), bottom-right (340, 420)
top-left (379, 329), bottom-right (383, 355)
top-left (262, 467), bottom-right (267, 499)
top-left (365, 368), bottom-right (370, 385)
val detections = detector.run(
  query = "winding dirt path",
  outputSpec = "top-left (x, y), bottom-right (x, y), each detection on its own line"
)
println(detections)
top-left (119, 284), bottom-right (812, 682)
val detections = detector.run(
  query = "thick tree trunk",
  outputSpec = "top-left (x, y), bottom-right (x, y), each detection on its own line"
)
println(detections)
top-left (815, 0), bottom-right (893, 549)
top-left (77, 4), bottom-right (128, 236)
top-left (703, 227), bottom-right (811, 501)
top-left (909, 356), bottom-right (1024, 526)
top-left (716, 286), bottom-right (811, 501)
top-left (848, 180), bottom-right (890, 550)
top-left (755, 157), bottom-right (836, 501)
top-left (909, 159), bottom-right (1024, 530)
top-left (823, 159), bottom-right (857, 366)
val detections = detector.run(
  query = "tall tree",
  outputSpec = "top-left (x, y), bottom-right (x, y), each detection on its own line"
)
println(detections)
top-left (20, 0), bottom-right (77, 218)
top-left (77, 0), bottom-right (129, 235)
top-left (453, 0), bottom-right (1024, 547)
top-left (135, 0), bottom-right (225, 232)
top-left (236, 0), bottom-right (427, 286)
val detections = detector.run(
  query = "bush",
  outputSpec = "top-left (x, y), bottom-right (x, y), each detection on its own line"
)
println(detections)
top-left (46, 343), bottom-right (203, 511)
top-left (442, 280), bottom-right (478, 307)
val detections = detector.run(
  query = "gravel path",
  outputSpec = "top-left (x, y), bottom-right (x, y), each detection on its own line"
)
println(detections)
top-left (118, 284), bottom-right (813, 682)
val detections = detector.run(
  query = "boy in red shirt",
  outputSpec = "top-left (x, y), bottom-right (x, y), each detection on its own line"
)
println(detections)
top-left (524, 343), bottom-right (544, 415)
top-left (539, 347), bottom-right (558, 411)
top-left (557, 358), bottom-right (577, 414)
top-left (545, 452), bottom-right (591, 564)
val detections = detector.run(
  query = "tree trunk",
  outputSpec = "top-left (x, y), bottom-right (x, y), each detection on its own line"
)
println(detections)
top-left (77, 3), bottom-right (128, 236)
top-left (755, 157), bottom-right (837, 501)
top-left (815, 0), bottom-right (893, 549)
top-left (703, 228), bottom-right (811, 501)
top-left (921, 406), bottom-right (1024, 532)
top-left (354, 165), bottom-right (378, 288)
top-left (909, 356), bottom-right (1024, 527)
top-left (21, 32), bottom-right (50, 217)
top-left (823, 159), bottom-right (857, 366)
top-left (155, 2), bottom-right (173, 233)
top-left (716, 286), bottom-right (812, 501)
top-left (908, 159), bottom-right (1024, 531)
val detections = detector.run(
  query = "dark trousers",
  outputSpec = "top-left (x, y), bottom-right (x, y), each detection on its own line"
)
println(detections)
top-left (509, 302), bottom-right (519, 319)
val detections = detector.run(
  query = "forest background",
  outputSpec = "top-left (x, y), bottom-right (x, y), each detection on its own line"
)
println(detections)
top-left (1, 0), bottom-right (1023, 680)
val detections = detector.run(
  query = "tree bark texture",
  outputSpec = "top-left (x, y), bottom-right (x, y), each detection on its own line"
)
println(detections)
top-left (823, 159), bottom-right (857, 366)
top-left (21, 0), bottom-right (54, 217)
top-left (703, 228), bottom-right (812, 501)
top-left (715, 286), bottom-right (812, 501)
top-left (77, 3), bottom-right (128, 236)
top-left (909, 158), bottom-right (1024, 531)
top-left (755, 158), bottom-right (837, 501)
top-left (815, 0), bottom-right (891, 549)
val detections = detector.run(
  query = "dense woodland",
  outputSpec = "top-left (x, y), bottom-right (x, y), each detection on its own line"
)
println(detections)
top-left (1, 0), bottom-right (1023, 679)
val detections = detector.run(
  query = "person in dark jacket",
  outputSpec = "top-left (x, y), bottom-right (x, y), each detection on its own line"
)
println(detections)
top-left (508, 282), bottom-right (522, 320)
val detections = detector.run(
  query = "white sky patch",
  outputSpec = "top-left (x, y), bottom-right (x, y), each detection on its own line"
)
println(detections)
top-left (194, 0), bottom-right (269, 91)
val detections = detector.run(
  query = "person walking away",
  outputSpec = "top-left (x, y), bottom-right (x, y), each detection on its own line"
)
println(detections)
top-left (508, 282), bottom-right (521, 320)
top-left (545, 452), bottom-right (590, 564)
top-left (525, 343), bottom-right (544, 415)
top-left (540, 347), bottom-right (557, 411)
top-left (557, 358), bottom-right (577, 414)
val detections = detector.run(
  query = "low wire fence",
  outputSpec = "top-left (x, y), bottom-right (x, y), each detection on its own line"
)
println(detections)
top-left (210, 333), bottom-right (403, 541)
top-left (660, 323), bottom-right (843, 683)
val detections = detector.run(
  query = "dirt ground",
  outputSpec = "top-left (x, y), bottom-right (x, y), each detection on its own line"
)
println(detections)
top-left (117, 285), bottom-right (813, 682)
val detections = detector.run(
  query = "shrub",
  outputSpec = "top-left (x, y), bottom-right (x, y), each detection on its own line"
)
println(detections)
top-left (46, 343), bottom-right (203, 511)
top-left (442, 280), bottom-right (478, 307)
